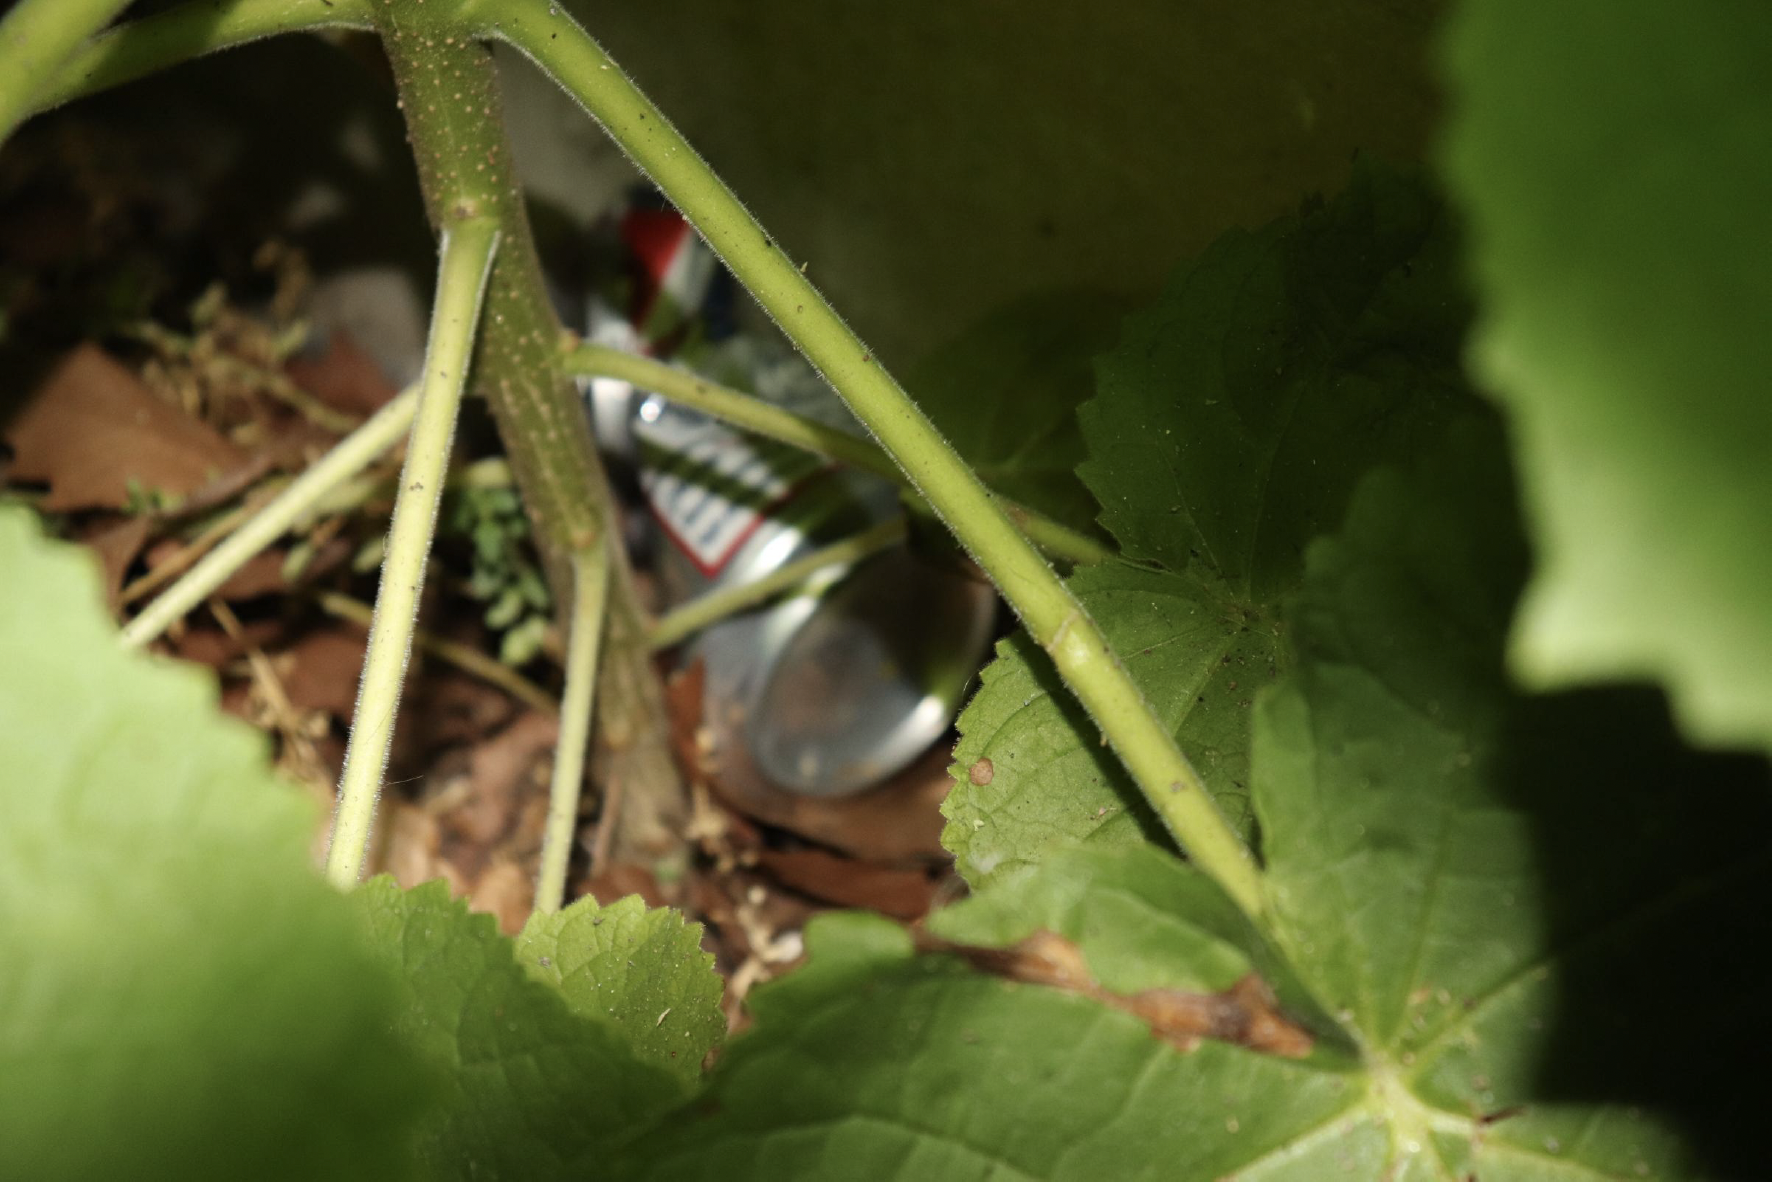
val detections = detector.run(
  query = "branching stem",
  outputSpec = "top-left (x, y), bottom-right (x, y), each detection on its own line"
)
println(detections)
top-left (484, 0), bottom-right (1265, 919)
top-left (564, 343), bottom-right (1112, 567)
top-left (534, 543), bottom-right (611, 914)
top-left (26, 0), bottom-right (1260, 917)
top-left (647, 517), bottom-right (905, 651)
top-left (122, 389), bottom-right (418, 649)
top-left (373, 6), bottom-right (688, 866)
top-left (325, 217), bottom-right (500, 889)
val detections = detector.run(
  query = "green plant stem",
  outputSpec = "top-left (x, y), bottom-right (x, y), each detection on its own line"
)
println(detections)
top-left (30, 0), bottom-right (373, 117)
top-left (533, 543), bottom-right (610, 915)
top-left (1000, 503), bottom-right (1114, 570)
top-left (564, 343), bottom-right (1113, 567)
top-left (0, 0), bottom-right (130, 142)
top-left (647, 517), bottom-right (905, 651)
top-left (481, 0), bottom-right (1265, 920)
top-left (571, 344), bottom-right (896, 479)
top-left (122, 388), bottom-right (419, 649)
top-left (325, 217), bottom-right (500, 889)
top-left (373, 9), bottom-right (686, 864)
top-left (317, 591), bottom-right (555, 715)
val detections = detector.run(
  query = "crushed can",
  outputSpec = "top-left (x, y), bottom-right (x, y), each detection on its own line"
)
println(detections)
top-left (583, 200), bottom-right (997, 798)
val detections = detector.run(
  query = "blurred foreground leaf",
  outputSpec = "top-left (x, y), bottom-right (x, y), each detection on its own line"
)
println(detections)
top-left (1440, 0), bottom-right (1770, 748)
top-left (0, 508), bottom-right (427, 1179)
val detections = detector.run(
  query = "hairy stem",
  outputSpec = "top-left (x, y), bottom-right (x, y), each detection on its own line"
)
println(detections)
top-left (31, 0), bottom-right (374, 117)
top-left (122, 389), bottom-right (417, 649)
top-left (483, 0), bottom-right (1264, 918)
top-left (369, 4), bottom-right (685, 862)
top-left (572, 344), bottom-right (897, 480)
top-left (565, 343), bottom-right (1112, 566)
top-left (648, 517), bottom-right (905, 651)
top-left (0, 0), bottom-right (130, 142)
top-left (325, 217), bottom-right (500, 889)
top-left (534, 543), bottom-right (611, 914)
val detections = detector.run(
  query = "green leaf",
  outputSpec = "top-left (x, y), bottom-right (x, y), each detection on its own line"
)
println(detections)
top-left (1252, 416), bottom-right (1767, 1177)
top-left (615, 913), bottom-right (1368, 1180)
top-left (932, 416), bottom-right (1763, 1179)
top-left (623, 438), bottom-right (1766, 1176)
top-left (486, 583), bottom-right (526, 629)
top-left (1439, 0), bottom-right (1770, 749)
top-left (1078, 160), bottom-right (1468, 581)
top-left (942, 562), bottom-right (1274, 883)
top-left (910, 290), bottom-right (1126, 539)
top-left (350, 877), bottom-right (690, 1179)
top-left (516, 893), bottom-right (725, 1089)
top-left (0, 507), bottom-right (428, 1179)
top-left (946, 163), bottom-right (1470, 884)
top-left (927, 845), bottom-right (1342, 1046)
top-left (928, 846), bottom-right (1257, 994)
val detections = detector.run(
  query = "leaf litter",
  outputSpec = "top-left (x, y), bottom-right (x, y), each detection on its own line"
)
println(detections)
top-left (9, 59), bottom-right (1762, 1176)
top-left (0, 146), bottom-right (979, 1050)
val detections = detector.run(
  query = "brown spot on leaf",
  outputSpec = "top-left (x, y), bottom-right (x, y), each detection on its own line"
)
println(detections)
top-left (969, 757), bottom-right (995, 786)
top-left (921, 928), bottom-right (1316, 1059)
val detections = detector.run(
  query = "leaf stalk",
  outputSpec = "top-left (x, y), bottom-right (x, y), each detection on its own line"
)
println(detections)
top-left (30, 0), bottom-right (375, 117)
top-left (325, 216), bottom-right (500, 889)
top-left (646, 517), bottom-right (905, 651)
top-left (485, 0), bottom-right (1266, 919)
top-left (0, 0), bottom-right (131, 143)
top-left (564, 343), bottom-right (1113, 567)
top-left (122, 388), bottom-right (418, 649)
top-left (533, 543), bottom-right (611, 914)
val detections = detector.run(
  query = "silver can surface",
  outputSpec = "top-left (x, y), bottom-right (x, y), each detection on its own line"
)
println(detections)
top-left (581, 202), bottom-right (997, 798)
top-left (596, 357), bottom-right (997, 798)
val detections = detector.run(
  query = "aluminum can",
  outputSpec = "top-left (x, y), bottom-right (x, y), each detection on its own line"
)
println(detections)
top-left (584, 217), bottom-right (995, 798)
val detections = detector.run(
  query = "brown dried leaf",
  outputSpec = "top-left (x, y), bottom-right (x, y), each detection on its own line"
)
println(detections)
top-left (582, 863), bottom-right (670, 911)
top-left (210, 549), bottom-right (296, 601)
top-left (284, 331), bottom-right (399, 417)
top-left (380, 802), bottom-right (445, 887)
top-left (666, 664), bottom-right (952, 862)
top-left (390, 668), bottom-right (519, 774)
top-left (468, 857), bottom-right (535, 936)
top-left (5, 345), bottom-right (252, 511)
top-left (446, 711), bottom-right (560, 845)
top-left (76, 514), bottom-right (151, 612)
top-left (167, 618), bottom-right (284, 671)
top-left (274, 623), bottom-right (370, 719)
top-left (754, 848), bottom-right (935, 920)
